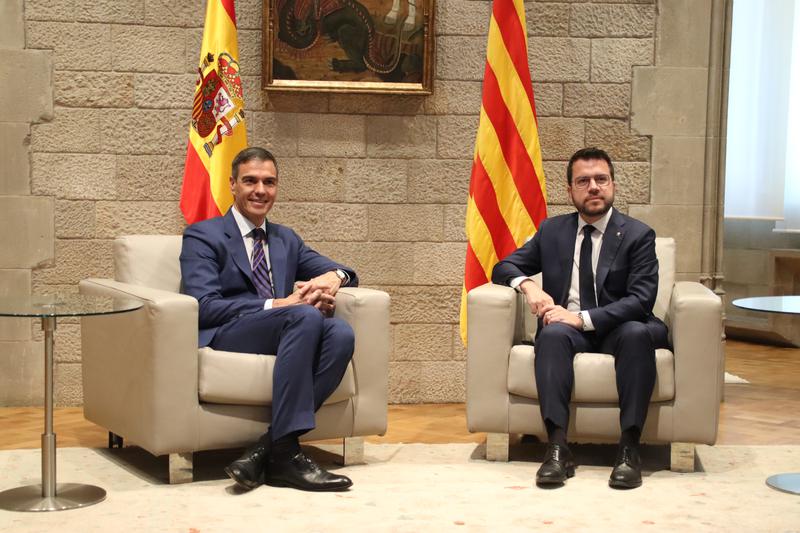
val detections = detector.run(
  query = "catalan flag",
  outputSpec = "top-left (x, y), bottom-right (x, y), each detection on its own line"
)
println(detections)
top-left (180, 0), bottom-right (248, 224)
top-left (460, 0), bottom-right (548, 343)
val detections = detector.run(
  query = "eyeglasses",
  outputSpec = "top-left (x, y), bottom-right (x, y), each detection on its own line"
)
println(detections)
top-left (572, 174), bottom-right (612, 189)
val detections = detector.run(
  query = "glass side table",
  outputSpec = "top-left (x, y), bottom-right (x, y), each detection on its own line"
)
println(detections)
top-left (0, 295), bottom-right (142, 512)
top-left (732, 295), bottom-right (800, 496)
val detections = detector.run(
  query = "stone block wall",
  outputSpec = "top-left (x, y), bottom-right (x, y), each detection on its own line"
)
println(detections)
top-left (4, 0), bottom-right (723, 405)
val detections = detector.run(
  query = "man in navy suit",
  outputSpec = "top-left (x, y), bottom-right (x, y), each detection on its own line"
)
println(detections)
top-left (492, 147), bottom-right (669, 489)
top-left (180, 147), bottom-right (357, 492)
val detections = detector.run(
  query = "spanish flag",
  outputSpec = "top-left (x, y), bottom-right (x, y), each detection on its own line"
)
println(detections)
top-left (180, 0), bottom-right (248, 224)
top-left (460, 0), bottom-right (548, 344)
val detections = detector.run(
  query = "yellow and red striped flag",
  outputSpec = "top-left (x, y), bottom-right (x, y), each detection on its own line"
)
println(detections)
top-left (180, 0), bottom-right (248, 224)
top-left (460, 0), bottom-right (548, 343)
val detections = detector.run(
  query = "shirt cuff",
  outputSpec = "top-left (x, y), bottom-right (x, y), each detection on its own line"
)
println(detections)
top-left (510, 276), bottom-right (531, 291)
top-left (581, 310), bottom-right (595, 331)
top-left (263, 299), bottom-right (274, 311)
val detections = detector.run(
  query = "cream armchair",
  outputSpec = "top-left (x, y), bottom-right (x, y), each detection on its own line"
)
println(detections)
top-left (466, 238), bottom-right (723, 471)
top-left (79, 235), bottom-right (390, 484)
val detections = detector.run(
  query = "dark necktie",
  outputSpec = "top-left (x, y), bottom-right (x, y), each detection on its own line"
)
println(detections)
top-left (251, 228), bottom-right (273, 299)
top-left (579, 225), bottom-right (597, 310)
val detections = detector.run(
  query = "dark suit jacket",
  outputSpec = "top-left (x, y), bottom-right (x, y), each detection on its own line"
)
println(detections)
top-left (492, 209), bottom-right (663, 339)
top-left (180, 209), bottom-right (358, 347)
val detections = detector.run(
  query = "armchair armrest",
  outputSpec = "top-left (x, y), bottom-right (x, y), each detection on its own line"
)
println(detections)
top-left (78, 278), bottom-right (201, 456)
top-left (667, 281), bottom-right (723, 444)
top-left (334, 287), bottom-right (390, 436)
top-left (466, 283), bottom-right (518, 433)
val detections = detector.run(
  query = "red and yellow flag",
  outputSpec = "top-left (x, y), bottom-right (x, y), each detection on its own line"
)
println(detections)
top-left (180, 0), bottom-right (248, 224)
top-left (460, 0), bottom-right (548, 343)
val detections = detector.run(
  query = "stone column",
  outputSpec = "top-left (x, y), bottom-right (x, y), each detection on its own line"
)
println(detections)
top-left (0, 0), bottom-right (55, 405)
top-left (629, 0), bottom-right (726, 283)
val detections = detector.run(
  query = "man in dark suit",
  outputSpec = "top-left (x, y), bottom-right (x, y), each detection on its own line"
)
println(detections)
top-left (180, 147), bottom-right (357, 492)
top-left (492, 147), bottom-right (669, 489)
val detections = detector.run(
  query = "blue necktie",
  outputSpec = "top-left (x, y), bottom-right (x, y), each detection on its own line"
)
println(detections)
top-left (579, 225), bottom-right (597, 310)
top-left (251, 228), bottom-right (273, 299)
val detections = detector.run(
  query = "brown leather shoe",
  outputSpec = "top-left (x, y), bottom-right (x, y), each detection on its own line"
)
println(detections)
top-left (536, 443), bottom-right (576, 486)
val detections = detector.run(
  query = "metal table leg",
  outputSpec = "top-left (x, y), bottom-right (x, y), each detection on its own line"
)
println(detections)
top-left (0, 316), bottom-right (106, 512)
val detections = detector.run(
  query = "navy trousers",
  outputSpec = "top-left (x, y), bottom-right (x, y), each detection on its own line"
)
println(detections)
top-left (209, 305), bottom-right (354, 441)
top-left (534, 318), bottom-right (669, 433)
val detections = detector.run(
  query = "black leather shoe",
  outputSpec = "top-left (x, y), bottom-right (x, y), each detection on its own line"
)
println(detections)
top-left (224, 438), bottom-right (270, 490)
top-left (266, 451), bottom-right (352, 492)
top-left (609, 445), bottom-right (642, 489)
top-left (536, 443), bottom-right (576, 486)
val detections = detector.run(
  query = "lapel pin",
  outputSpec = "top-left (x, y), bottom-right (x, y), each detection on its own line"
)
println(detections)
top-left (617, 231), bottom-right (622, 238)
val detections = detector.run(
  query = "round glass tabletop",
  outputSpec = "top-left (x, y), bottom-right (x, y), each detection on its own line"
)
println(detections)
top-left (732, 295), bottom-right (800, 315)
top-left (0, 295), bottom-right (143, 318)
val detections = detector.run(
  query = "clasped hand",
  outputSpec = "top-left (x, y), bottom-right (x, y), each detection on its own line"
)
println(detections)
top-left (273, 271), bottom-right (341, 316)
top-left (519, 279), bottom-right (582, 329)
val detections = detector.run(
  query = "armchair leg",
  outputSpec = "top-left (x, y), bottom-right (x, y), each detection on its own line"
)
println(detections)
top-left (486, 433), bottom-right (510, 462)
top-left (670, 442), bottom-right (696, 472)
top-left (168, 452), bottom-right (194, 484)
top-left (341, 437), bottom-right (365, 465)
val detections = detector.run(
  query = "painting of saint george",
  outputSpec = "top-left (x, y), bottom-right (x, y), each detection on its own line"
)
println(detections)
top-left (263, 0), bottom-right (435, 94)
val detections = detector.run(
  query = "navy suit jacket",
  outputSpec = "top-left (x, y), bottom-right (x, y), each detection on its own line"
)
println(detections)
top-left (492, 209), bottom-right (664, 339)
top-left (180, 209), bottom-right (358, 347)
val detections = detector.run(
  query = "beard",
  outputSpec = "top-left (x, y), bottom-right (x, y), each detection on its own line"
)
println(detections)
top-left (573, 192), bottom-right (614, 218)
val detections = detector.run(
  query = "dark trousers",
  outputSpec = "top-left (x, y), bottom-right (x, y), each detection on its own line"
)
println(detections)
top-left (534, 319), bottom-right (669, 433)
top-left (209, 305), bottom-right (354, 441)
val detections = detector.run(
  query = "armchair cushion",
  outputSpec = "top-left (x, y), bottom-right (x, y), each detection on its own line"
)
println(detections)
top-left (114, 235), bottom-right (182, 292)
top-left (506, 346), bottom-right (675, 402)
top-left (198, 347), bottom-right (356, 406)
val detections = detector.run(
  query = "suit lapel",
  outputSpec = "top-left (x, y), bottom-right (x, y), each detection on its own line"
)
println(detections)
top-left (595, 210), bottom-right (625, 295)
top-left (223, 209), bottom-right (255, 285)
top-left (266, 221), bottom-right (288, 297)
top-left (556, 213), bottom-right (579, 305)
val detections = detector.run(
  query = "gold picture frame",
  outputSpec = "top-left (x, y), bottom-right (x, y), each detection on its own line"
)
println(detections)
top-left (262, 0), bottom-right (435, 94)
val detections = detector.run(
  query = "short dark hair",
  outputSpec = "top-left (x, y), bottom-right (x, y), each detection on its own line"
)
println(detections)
top-left (566, 147), bottom-right (614, 185)
top-left (231, 147), bottom-right (278, 180)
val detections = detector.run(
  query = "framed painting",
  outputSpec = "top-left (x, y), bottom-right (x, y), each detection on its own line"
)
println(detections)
top-left (262, 0), bottom-right (435, 94)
